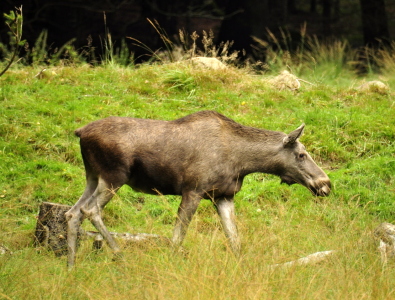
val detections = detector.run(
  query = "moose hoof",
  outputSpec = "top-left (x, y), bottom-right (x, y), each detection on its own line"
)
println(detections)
top-left (171, 245), bottom-right (189, 258)
top-left (112, 251), bottom-right (125, 262)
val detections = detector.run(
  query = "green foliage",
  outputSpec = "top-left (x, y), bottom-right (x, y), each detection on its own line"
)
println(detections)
top-left (0, 7), bottom-right (25, 77)
top-left (3, 9), bottom-right (24, 46)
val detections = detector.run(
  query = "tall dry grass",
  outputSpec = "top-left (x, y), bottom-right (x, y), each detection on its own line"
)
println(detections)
top-left (1, 198), bottom-right (394, 299)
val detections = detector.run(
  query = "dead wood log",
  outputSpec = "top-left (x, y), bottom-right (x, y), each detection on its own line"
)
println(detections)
top-left (374, 222), bottom-right (395, 264)
top-left (34, 202), bottom-right (72, 256)
top-left (87, 231), bottom-right (171, 251)
top-left (34, 202), bottom-right (170, 255)
top-left (268, 250), bottom-right (336, 270)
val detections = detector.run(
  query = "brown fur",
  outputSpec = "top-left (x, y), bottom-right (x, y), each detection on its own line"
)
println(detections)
top-left (65, 110), bottom-right (331, 267)
top-left (75, 111), bottom-right (288, 196)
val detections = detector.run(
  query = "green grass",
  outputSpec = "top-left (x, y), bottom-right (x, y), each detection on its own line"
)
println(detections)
top-left (1, 61), bottom-right (395, 299)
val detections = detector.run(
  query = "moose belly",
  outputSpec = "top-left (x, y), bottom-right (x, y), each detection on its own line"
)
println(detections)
top-left (128, 163), bottom-right (182, 195)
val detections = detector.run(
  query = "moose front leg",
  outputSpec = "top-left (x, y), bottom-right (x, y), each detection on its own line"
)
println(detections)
top-left (66, 208), bottom-right (84, 269)
top-left (215, 197), bottom-right (241, 255)
top-left (172, 191), bottom-right (201, 248)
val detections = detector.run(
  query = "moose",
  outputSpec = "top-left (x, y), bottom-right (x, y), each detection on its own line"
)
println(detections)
top-left (65, 110), bottom-right (331, 267)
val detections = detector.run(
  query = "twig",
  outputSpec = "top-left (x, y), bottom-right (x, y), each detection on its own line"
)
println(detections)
top-left (0, 7), bottom-right (24, 78)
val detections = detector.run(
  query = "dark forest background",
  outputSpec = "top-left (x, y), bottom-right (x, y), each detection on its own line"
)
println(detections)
top-left (1, 0), bottom-right (395, 61)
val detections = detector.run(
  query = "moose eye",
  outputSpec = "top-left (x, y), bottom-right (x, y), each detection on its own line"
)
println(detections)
top-left (298, 153), bottom-right (305, 159)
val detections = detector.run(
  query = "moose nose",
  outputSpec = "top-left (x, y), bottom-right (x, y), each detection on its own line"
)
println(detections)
top-left (317, 178), bottom-right (331, 196)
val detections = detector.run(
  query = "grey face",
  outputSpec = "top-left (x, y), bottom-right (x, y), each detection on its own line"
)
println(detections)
top-left (280, 125), bottom-right (331, 197)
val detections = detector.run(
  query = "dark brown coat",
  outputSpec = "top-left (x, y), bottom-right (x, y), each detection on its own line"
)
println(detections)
top-left (66, 111), bottom-right (331, 267)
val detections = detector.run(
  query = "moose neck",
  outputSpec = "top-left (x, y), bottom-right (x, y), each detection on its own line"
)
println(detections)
top-left (230, 130), bottom-right (285, 177)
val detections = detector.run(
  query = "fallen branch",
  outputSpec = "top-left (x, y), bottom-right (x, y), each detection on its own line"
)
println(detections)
top-left (268, 250), bottom-right (336, 269)
top-left (86, 231), bottom-right (171, 250)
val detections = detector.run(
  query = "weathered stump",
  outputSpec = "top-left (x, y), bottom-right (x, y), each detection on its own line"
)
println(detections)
top-left (34, 202), bottom-right (71, 256)
top-left (34, 202), bottom-right (171, 256)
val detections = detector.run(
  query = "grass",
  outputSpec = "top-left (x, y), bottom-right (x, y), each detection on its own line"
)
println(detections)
top-left (1, 55), bottom-right (395, 299)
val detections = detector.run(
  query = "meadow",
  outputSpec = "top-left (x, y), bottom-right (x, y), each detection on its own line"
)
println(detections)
top-left (1, 37), bottom-right (395, 299)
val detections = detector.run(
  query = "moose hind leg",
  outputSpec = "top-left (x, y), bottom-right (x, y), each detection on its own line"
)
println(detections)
top-left (81, 178), bottom-right (123, 257)
top-left (66, 176), bottom-right (98, 268)
top-left (215, 197), bottom-right (241, 255)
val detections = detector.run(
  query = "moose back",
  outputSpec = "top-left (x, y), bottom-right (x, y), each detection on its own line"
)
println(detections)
top-left (65, 110), bottom-right (331, 267)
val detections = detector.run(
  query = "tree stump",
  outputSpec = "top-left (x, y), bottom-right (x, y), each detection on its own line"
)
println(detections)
top-left (34, 202), bottom-right (72, 256)
top-left (34, 202), bottom-right (171, 256)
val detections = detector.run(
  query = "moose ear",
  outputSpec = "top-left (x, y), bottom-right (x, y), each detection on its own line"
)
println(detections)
top-left (283, 124), bottom-right (305, 146)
